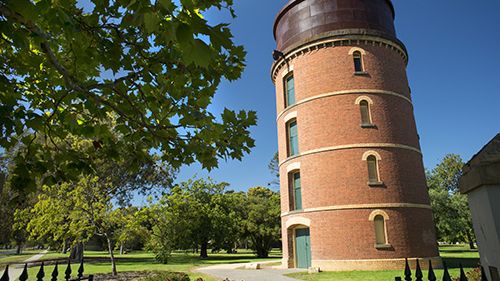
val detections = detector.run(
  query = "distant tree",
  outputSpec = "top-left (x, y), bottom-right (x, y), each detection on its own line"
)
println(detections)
top-left (150, 178), bottom-right (240, 261)
top-left (0, 0), bottom-right (256, 194)
top-left (267, 152), bottom-right (280, 188)
top-left (427, 154), bottom-right (475, 249)
top-left (242, 187), bottom-right (281, 258)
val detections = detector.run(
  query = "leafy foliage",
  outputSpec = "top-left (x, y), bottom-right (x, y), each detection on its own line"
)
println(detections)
top-left (427, 154), bottom-right (475, 248)
top-left (0, 0), bottom-right (256, 192)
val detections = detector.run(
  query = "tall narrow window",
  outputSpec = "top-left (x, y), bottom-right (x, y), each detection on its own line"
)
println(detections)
top-left (374, 215), bottom-right (387, 245)
top-left (367, 155), bottom-right (380, 184)
top-left (287, 120), bottom-right (299, 157)
top-left (353, 51), bottom-right (363, 73)
top-left (285, 74), bottom-right (295, 107)
top-left (359, 100), bottom-right (371, 125)
top-left (291, 172), bottom-right (302, 210)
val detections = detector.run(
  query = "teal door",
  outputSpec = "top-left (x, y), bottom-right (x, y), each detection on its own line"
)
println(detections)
top-left (295, 228), bottom-right (311, 268)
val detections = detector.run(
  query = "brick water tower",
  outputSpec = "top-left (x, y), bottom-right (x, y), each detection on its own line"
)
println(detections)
top-left (272, 0), bottom-right (441, 270)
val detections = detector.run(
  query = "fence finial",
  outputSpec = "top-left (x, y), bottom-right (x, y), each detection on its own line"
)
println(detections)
top-left (404, 258), bottom-right (412, 281)
top-left (19, 264), bottom-right (28, 281)
top-left (415, 259), bottom-right (423, 281)
top-left (428, 260), bottom-right (436, 281)
top-left (0, 265), bottom-right (9, 281)
top-left (65, 259), bottom-right (72, 281)
top-left (52, 261), bottom-right (59, 281)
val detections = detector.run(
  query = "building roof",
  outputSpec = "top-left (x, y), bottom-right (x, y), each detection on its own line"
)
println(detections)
top-left (459, 134), bottom-right (500, 194)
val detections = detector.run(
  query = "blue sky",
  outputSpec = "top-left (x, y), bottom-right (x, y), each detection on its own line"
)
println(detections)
top-left (171, 0), bottom-right (500, 193)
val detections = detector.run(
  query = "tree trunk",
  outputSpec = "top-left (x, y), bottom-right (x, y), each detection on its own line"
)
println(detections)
top-left (105, 235), bottom-right (117, 276)
top-left (62, 240), bottom-right (67, 254)
top-left (119, 242), bottom-right (124, 255)
top-left (16, 244), bottom-right (21, 254)
top-left (466, 231), bottom-right (476, 250)
top-left (70, 243), bottom-right (84, 261)
top-left (200, 241), bottom-right (208, 259)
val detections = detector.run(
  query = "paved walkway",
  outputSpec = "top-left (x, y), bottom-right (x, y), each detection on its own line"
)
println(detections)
top-left (2, 250), bottom-right (48, 280)
top-left (196, 262), bottom-right (305, 281)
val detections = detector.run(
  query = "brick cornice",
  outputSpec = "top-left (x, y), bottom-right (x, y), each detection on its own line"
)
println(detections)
top-left (276, 89), bottom-right (412, 121)
top-left (271, 34), bottom-right (408, 82)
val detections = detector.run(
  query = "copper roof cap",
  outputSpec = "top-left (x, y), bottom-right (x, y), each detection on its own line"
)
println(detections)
top-left (274, 0), bottom-right (397, 51)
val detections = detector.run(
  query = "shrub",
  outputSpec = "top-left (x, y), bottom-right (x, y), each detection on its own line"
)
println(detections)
top-left (139, 272), bottom-right (192, 281)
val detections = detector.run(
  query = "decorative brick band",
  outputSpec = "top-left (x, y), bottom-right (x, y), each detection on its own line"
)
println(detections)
top-left (281, 203), bottom-right (432, 217)
top-left (271, 35), bottom-right (408, 82)
top-left (279, 143), bottom-right (422, 167)
top-left (277, 89), bottom-right (412, 121)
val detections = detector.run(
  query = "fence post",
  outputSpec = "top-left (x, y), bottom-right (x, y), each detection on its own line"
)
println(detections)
top-left (404, 258), bottom-right (412, 281)
top-left (481, 266), bottom-right (489, 281)
top-left (428, 260), bottom-right (436, 281)
top-left (459, 264), bottom-right (469, 281)
top-left (395, 277), bottom-right (402, 281)
top-left (36, 262), bottom-right (45, 281)
top-left (88, 274), bottom-right (94, 281)
top-left (19, 264), bottom-right (28, 281)
top-left (443, 262), bottom-right (452, 281)
top-left (52, 261), bottom-right (59, 281)
top-left (0, 265), bottom-right (9, 281)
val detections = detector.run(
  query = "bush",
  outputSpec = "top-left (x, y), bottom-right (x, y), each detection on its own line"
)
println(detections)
top-left (139, 272), bottom-right (193, 281)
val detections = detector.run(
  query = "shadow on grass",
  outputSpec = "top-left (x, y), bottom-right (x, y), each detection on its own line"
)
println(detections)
top-left (442, 257), bottom-right (480, 268)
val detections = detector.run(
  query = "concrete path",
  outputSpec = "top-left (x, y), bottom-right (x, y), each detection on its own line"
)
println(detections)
top-left (196, 262), bottom-right (306, 281)
top-left (2, 250), bottom-right (48, 280)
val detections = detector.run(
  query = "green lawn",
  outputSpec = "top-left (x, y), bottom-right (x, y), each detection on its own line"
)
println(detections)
top-left (288, 245), bottom-right (480, 281)
top-left (18, 249), bottom-right (281, 281)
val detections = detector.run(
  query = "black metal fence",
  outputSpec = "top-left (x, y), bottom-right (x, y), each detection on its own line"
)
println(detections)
top-left (395, 258), bottom-right (488, 281)
top-left (0, 259), bottom-right (93, 281)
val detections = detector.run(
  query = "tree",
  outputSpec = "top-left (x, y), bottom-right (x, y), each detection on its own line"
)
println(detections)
top-left (427, 154), bottom-right (475, 249)
top-left (242, 187), bottom-right (281, 258)
top-left (0, 0), bottom-right (257, 193)
top-left (267, 152), bottom-right (280, 188)
top-left (23, 131), bottom-right (175, 275)
top-left (149, 178), bottom-right (240, 261)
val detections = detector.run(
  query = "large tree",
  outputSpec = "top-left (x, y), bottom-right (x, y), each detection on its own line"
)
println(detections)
top-left (242, 186), bottom-right (281, 258)
top-left (427, 154), bottom-right (475, 249)
top-left (0, 0), bottom-right (256, 192)
top-left (149, 178), bottom-right (240, 261)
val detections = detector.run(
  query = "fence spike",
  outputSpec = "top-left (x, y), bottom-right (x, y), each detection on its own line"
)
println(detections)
top-left (0, 265), bottom-right (9, 281)
top-left (78, 258), bottom-right (84, 278)
top-left (19, 264), bottom-right (28, 281)
top-left (51, 261), bottom-right (59, 281)
top-left (443, 262), bottom-right (452, 281)
top-left (428, 260), bottom-right (437, 281)
top-left (415, 259), bottom-right (423, 281)
top-left (36, 262), bottom-right (45, 281)
top-left (459, 264), bottom-right (469, 281)
top-left (88, 274), bottom-right (94, 281)
top-left (404, 258), bottom-right (412, 281)
top-left (65, 259), bottom-right (72, 281)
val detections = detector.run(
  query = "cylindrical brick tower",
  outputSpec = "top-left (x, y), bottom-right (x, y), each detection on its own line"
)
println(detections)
top-left (272, 0), bottom-right (441, 271)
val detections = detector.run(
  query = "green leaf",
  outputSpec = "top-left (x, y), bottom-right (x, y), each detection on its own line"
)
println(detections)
top-left (144, 12), bottom-right (160, 33)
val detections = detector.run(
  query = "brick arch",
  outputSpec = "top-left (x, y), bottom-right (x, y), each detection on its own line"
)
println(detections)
top-left (285, 217), bottom-right (311, 229)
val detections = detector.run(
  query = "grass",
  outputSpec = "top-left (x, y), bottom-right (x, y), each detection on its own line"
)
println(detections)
top-left (287, 244), bottom-right (480, 281)
top-left (16, 249), bottom-right (281, 281)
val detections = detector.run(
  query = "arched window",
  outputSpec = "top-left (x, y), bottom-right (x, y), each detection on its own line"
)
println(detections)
top-left (289, 171), bottom-right (302, 210)
top-left (359, 100), bottom-right (371, 125)
top-left (287, 119), bottom-right (299, 157)
top-left (284, 74), bottom-right (295, 107)
top-left (353, 51), bottom-right (363, 73)
top-left (374, 215), bottom-right (387, 245)
top-left (367, 155), bottom-right (379, 184)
